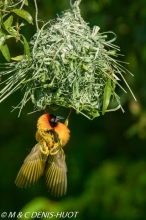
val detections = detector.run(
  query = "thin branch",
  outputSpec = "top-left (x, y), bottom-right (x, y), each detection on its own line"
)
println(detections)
top-left (70, 0), bottom-right (73, 8)
top-left (7, 0), bottom-right (23, 8)
top-left (0, 9), bottom-right (10, 13)
top-left (34, 0), bottom-right (39, 31)
top-left (20, 0), bottom-right (25, 9)
top-left (73, 0), bottom-right (82, 7)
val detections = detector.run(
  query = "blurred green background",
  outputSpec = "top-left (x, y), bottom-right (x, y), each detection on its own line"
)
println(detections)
top-left (0, 0), bottom-right (146, 219)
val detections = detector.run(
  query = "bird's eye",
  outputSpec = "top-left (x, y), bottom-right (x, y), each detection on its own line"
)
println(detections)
top-left (49, 114), bottom-right (57, 127)
top-left (50, 118), bottom-right (55, 122)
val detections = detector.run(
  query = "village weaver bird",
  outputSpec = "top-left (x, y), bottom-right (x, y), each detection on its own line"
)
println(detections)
top-left (15, 113), bottom-right (70, 197)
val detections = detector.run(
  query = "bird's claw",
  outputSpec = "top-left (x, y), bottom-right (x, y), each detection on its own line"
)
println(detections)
top-left (39, 139), bottom-right (63, 156)
top-left (50, 142), bottom-right (60, 155)
top-left (39, 141), bottom-right (49, 156)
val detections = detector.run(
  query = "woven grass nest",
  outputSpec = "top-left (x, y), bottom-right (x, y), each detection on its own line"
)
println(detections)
top-left (0, 0), bottom-right (135, 119)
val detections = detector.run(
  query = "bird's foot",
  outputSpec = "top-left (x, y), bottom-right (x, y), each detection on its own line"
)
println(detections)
top-left (39, 141), bottom-right (49, 156)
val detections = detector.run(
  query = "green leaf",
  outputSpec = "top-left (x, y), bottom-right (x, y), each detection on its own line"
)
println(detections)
top-left (19, 23), bottom-right (25, 27)
top-left (102, 78), bottom-right (112, 115)
top-left (12, 9), bottom-right (33, 24)
top-left (22, 35), bottom-right (30, 62)
top-left (70, 61), bottom-right (74, 71)
top-left (2, 1), bottom-right (7, 10)
top-left (24, 0), bottom-right (28, 6)
top-left (92, 111), bottom-right (100, 118)
top-left (11, 55), bottom-right (23, 61)
top-left (82, 64), bottom-right (88, 70)
top-left (0, 12), bottom-right (2, 23)
top-left (3, 15), bottom-right (17, 36)
top-left (0, 30), bottom-right (6, 48)
top-left (1, 43), bottom-right (10, 61)
top-left (4, 15), bottom-right (13, 30)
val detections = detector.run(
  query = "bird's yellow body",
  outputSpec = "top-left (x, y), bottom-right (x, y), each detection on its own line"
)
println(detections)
top-left (36, 114), bottom-right (70, 147)
top-left (15, 113), bottom-right (70, 197)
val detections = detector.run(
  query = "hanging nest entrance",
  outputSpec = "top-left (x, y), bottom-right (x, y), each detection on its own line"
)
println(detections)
top-left (0, 0), bottom-right (136, 119)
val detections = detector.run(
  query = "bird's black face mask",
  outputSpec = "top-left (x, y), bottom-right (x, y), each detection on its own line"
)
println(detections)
top-left (49, 114), bottom-right (64, 127)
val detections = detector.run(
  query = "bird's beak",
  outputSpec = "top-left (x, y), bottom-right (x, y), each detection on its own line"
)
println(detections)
top-left (56, 115), bottom-right (64, 122)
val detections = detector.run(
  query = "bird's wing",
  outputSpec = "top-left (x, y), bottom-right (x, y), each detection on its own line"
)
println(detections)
top-left (45, 148), bottom-right (67, 197)
top-left (15, 141), bottom-right (48, 188)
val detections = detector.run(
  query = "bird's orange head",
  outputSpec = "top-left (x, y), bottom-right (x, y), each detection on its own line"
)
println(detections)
top-left (49, 114), bottom-right (64, 127)
top-left (37, 113), bottom-right (70, 146)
